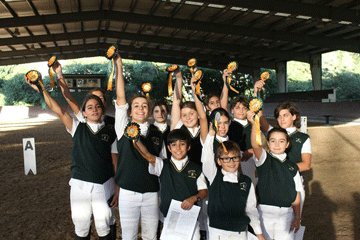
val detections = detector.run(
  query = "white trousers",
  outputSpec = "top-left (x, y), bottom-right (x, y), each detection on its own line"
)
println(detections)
top-left (118, 188), bottom-right (159, 240)
top-left (208, 226), bottom-right (247, 240)
top-left (70, 182), bottom-right (113, 237)
top-left (258, 204), bottom-right (295, 240)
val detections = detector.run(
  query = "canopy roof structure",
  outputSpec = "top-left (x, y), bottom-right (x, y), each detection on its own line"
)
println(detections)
top-left (0, 0), bottom-right (359, 72)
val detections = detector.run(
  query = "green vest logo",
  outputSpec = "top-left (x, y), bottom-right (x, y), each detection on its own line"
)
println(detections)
top-left (151, 137), bottom-right (160, 145)
top-left (101, 134), bottom-right (109, 142)
top-left (296, 138), bottom-right (302, 143)
top-left (188, 170), bottom-right (197, 179)
top-left (240, 182), bottom-right (247, 191)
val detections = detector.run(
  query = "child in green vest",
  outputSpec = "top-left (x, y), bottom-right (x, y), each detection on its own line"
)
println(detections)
top-left (138, 129), bottom-right (208, 239)
top-left (247, 110), bottom-right (303, 240)
top-left (25, 76), bottom-right (117, 240)
top-left (201, 124), bottom-right (264, 240)
top-left (113, 53), bottom-right (167, 240)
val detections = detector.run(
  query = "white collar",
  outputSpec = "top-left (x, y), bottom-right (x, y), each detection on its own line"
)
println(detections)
top-left (221, 169), bottom-right (239, 183)
top-left (233, 118), bottom-right (248, 126)
top-left (286, 127), bottom-right (297, 135)
top-left (154, 121), bottom-right (168, 132)
top-left (216, 134), bottom-right (229, 142)
top-left (270, 152), bottom-right (287, 161)
top-left (139, 122), bottom-right (150, 136)
top-left (187, 125), bottom-right (200, 137)
top-left (87, 121), bottom-right (105, 133)
top-left (171, 156), bottom-right (189, 171)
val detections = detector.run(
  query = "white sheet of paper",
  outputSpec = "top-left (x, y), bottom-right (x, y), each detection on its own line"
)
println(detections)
top-left (294, 226), bottom-right (306, 240)
top-left (160, 199), bottom-right (201, 240)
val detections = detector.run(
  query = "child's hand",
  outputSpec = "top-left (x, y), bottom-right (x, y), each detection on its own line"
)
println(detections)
top-left (114, 53), bottom-right (123, 66)
top-left (290, 218), bottom-right (301, 233)
top-left (24, 75), bottom-right (41, 93)
top-left (256, 234), bottom-right (265, 240)
top-left (247, 111), bottom-right (256, 124)
top-left (181, 196), bottom-right (196, 210)
top-left (254, 80), bottom-right (265, 97)
top-left (51, 61), bottom-right (63, 77)
top-left (109, 193), bottom-right (119, 208)
top-left (222, 69), bottom-right (230, 82)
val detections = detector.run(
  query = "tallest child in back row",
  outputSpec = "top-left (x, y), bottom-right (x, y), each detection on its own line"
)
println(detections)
top-left (113, 53), bottom-right (167, 240)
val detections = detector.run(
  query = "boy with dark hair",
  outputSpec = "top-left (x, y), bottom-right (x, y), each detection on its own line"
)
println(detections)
top-left (139, 129), bottom-right (208, 240)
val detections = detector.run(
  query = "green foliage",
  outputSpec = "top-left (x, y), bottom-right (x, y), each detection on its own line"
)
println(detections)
top-left (1, 73), bottom-right (43, 105)
top-left (323, 71), bottom-right (360, 101)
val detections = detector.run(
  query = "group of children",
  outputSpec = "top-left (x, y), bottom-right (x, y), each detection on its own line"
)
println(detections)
top-left (25, 52), bottom-right (311, 240)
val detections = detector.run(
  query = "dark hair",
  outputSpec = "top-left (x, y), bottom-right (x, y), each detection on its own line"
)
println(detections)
top-left (167, 129), bottom-right (191, 147)
top-left (267, 127), bottom-right (291, 147)
top-left (230, 95), bottom-right (249, 110)
top-left (81, 94), bottom-right (106, 113)
top-left (127, 94), bottom-right (149, 117)
top-left (180, 101), bottom-right (196, 111)
top-left (87, 87), bottom-right (107, 104)
top-left (209, 107), bottom-right (230, 122)
top-left (152, 99), bottom-right (169, 115)
top-left (274, 101), bottom-right (300, 128)
top-left (215, 140), bottom-right (241, 159)
top-left (204, 93), bottom-right (220, 107)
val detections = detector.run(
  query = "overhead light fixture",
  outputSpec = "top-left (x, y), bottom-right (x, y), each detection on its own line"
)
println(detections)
top-left (145, 26), bottom-right (154, 34)
top-left (30, 44), bottom-right (36, 51)
top-left (13, 28), bottom-right (20, 36)
top-left (164, 0), bottom-right (173, 10)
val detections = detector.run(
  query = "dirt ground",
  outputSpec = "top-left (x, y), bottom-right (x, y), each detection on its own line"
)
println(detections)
top-left (1, 113), bottom-right (360, 240)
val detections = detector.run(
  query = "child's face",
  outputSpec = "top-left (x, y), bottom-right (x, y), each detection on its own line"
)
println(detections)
top-left (153, 105), bottom-right (168, 124)
top-left (267, 131), bottom-right (289, 155)
top-left (277, 109), bottom-right (296, 129)
top-left (206, 96), bottom-right (220, 112)
top-left (217, 115), bottom-right (230, 137)
top-left (231, 102), bottom-right (247, 120)
top-left (83, 98), bottom-right (103, 123)
top-left (130, 97), bottom-right (149, 124)
top-left (216, 151), bottom-right (240, 173)
top-left (168, 140), bottom-right (190, 160)
top-left (181, 107), bottom-right (199, 129)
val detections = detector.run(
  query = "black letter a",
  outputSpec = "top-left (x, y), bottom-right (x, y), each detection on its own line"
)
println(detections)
top-left (25, 141), bottom-right (33, 151)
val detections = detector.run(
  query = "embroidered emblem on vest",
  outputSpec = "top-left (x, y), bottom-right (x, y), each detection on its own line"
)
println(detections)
top-left (240, 182), bottom-right (247, 191)
top-left (101, 134), bottom-right (110, 142)
top-left (289, 166), bottom-right (295, 171)
top-left (296, 138), bottom-right (302, 143)
top-left (188, 170), bottom-right (197, 179)
top-left (151, 137), bottom-right (160, 145)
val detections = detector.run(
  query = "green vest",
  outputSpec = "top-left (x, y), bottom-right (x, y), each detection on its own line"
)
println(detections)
top-left (70, 122), bottom-right (116, 184)
top-left (159, 159), bottom-right (201, 217)
top-left (141, 124), bottom-right (164, 156)
top-left (208, 169), bottom-right (251, 232)
top-left (287, 131), bottom-right (310, 165)
top-left (115, 129), bottom-right (161, 193)
top-left (180, 125), bottom-right (202, 166)
top-left (228, 120), bottom-right (252, 151)
top-left (256, 152), bottom-right (298, 207)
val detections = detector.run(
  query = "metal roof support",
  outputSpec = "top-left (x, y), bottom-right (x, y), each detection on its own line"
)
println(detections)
top-left (310, 54), bottom-right (322, 90)
top-left (276, 61), bottom-right (287, 93)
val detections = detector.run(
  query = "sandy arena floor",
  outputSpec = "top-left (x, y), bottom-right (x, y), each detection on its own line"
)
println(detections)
top-left (1, 111), bottom-right (360, 240)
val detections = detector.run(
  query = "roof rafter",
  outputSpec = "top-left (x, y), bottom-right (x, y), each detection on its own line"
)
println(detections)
top-left (0, 10), bottom-right (357, 52)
